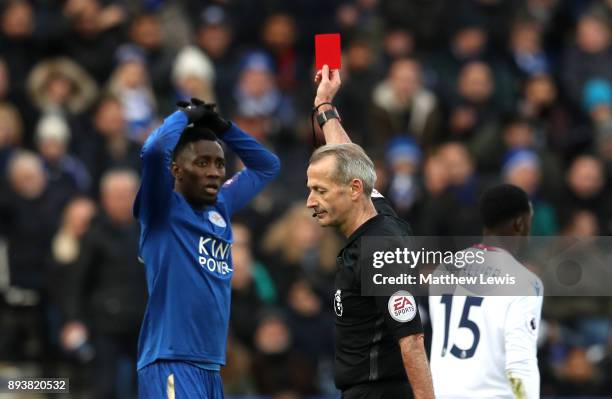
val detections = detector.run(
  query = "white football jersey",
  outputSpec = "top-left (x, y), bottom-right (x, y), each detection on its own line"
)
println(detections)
top-left (428, 245), bottom-right (543, 399)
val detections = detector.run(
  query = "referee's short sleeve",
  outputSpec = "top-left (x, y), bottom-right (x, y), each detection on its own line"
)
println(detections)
top-left (374, 295), bottom-right (423, 340)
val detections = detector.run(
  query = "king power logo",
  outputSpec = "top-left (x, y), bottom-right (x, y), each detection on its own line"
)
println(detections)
top-left (198, 236), bottom-right (232, 275)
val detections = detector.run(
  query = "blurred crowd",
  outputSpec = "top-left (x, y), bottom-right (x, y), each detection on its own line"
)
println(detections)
top-left (1, 0), bottom-right (612, 397)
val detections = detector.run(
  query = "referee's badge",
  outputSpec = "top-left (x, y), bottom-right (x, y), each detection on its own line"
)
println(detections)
top-left (334, 290), bottom-right (343, 316)
top-left (208, 211), bottom-right (227, 228)
top-left (388, 290), bottom-right (417, 322)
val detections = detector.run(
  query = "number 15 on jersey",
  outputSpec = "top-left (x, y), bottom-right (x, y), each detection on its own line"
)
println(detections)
top-left (440, 295), bottom-right (484, 359)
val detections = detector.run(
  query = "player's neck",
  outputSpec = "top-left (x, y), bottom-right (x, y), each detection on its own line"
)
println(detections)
top-left (174, 187), bottom-right (211, 211)
top-left (340, 199), bottom-right (377, 238)
top-left (481, 233), bottom-right (520, 255)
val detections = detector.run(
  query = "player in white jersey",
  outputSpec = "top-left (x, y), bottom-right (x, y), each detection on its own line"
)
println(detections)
top-left (428, 184), bottom-right (543, 399)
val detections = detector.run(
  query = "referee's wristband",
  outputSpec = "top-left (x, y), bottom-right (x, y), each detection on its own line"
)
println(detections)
top-left (316, 108), bottom-right (341, 128)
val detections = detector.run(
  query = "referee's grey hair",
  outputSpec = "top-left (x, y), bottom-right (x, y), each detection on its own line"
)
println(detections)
top-left (310, 143), bottom-right (376, 196)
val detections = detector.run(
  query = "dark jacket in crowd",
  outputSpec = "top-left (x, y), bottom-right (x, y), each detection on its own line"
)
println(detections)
top-left (63, 212), bottom-right (146, 334)
top-left (0, 186), bottom-right (71, 291)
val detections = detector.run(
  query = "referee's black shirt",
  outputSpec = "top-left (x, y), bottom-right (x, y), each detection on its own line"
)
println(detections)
top-left (333, 194), bottom-right (423, 391)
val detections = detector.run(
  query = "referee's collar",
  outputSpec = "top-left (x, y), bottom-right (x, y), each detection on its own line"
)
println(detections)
top-left (343, 214), bottom-right (385, 249)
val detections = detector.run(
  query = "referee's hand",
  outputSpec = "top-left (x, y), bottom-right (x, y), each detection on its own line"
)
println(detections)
top-left (314, 64), bottom-right (341, 107)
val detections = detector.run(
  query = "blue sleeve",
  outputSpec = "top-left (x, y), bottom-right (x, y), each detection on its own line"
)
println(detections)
top-left (133, 111), bottom-right (189, 223)
top-left (219, 124), bottom-right (280, 215)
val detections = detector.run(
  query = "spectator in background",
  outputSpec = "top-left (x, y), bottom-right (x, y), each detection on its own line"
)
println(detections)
top-left (430, 13), bottom-right (516, 110)
top-left (35, 114), bottom-right (91, 194)
top-left (1, 151), bottom-right (72, 292)
top-left (500, 116), bottom-right (563, 195)
top-left (171, 46), bottom-right (216, 110)
top-left (262, 203), bottom-right (340, 301)
top-left (27, 57), bottom-right (98, 117)
top-left (410, 151), bottom-right (451, 231)
top-left (61, 169), bottom-right (145, 399)
top-left (428, 17), bottom-right (489, 99)
top-left (422, 152), bottom-right (450, 199)
top-left (0, 58), bottom-right (10, 102)
top-left (334, 37), bottom-right (378, 145)
top-left (335, 0), bottom-right (380, 39)
top-left (562, 155), bottom-right (612, 233)
top-left (61, 0), bottom-right (125, 85)
top-left (417, 142), bottom-right (484, 236)
top-left (502, 149), bottom-right (558, 235)
top-left (251, 312), bottom-right (318, 395)
top-left (382, 137), bottom-right (422, 221)
top-left (447, 61), bottom-right (502, 172)
top-left (562, 11), bottom-right (612, 110)
top-left (0, 0), bottom-right (39, 96)
top-left (584, 79), bottom-right (612, 164)
top-left (46, 197), bottom-right (97, 380)
top-left (128, 12), bottom-right (176, 107)
top-left (233, 51), bottom-right (296, 132)
top-left (590, 82), bottom-right (612, 176)
top-left (0, 56), bottom-right (33, 124)
top-left (230, 222), bottom-right (276, 348)
top-left (261, 13), bottom-right (301, 93)
top-left (47, 197), bottom-right (97, 315)
top-left (556, 347), bottom-right (603, 395)
top-left (195, 5), bottom-right (236, 113)
top-left (0, 151), bottom-right (72, 362)
top-left (370, 58), bottom-right (442, 150)
top-left (0, 102), bottom-right (22, 174)
top-left (106, 45), bottom-right (157, 143)
top-left (81, 96), bottom-right (141, 192)
top-left (26, 57), bottom-right (98, 148)
top-left (508, 17), bottom-right (550, 81)
top-left (285, 278), bottom-right (334, 378)
top-left (221, 333), bottom-right (255, 395)
top-left (381, 28), bottom-right (416, 71)
top-left (518, 73), bottom-right (574, 157)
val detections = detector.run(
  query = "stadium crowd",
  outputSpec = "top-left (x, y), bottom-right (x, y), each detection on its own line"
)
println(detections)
top-left (0, 0), bottom-right (611, 397)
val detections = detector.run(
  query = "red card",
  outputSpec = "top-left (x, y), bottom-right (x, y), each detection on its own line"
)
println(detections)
top-left (315, 33), bottom-right (341, 70)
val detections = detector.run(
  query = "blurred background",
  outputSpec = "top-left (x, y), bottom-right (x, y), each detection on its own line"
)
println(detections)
top-left (0, 0), bottom-right (612, 397)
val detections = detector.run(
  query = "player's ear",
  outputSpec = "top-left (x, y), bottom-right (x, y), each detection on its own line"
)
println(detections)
top-left (512, 215), bottom-right (525, 235)
top-left (171, 161), bottom-right (182, 180)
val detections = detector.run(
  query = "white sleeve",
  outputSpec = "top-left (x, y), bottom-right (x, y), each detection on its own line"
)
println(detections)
top-left (504, 288), bottom-right (543, 399)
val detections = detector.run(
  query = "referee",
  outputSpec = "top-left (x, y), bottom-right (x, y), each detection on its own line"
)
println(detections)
top-left (307, 65), bottom-right (434, 398)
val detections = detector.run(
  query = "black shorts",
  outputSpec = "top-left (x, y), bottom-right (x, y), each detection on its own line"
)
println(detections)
top-left (341, 380), bottom-right (413, 399)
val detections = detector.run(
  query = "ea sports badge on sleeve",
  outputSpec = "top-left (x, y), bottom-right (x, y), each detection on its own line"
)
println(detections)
top-left (388, 290), bottom-right (417, 322)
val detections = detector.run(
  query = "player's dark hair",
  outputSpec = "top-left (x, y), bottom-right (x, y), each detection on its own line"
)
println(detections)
top-left (479, 184), bottom-right (530, 229)
top-left (172, 124), bottom-right (218, 161)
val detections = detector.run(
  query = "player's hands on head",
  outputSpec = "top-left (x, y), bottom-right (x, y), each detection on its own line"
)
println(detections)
top-left (314, 64), bottom-right (341, 107)
top-left (177, 99), bottom-right (208, 124)
top-left (189, 98), bottom-right (231, 135)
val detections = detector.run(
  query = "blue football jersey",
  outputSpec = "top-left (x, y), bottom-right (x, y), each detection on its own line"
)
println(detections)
top-left (133, 111), bottom-right (279, 370)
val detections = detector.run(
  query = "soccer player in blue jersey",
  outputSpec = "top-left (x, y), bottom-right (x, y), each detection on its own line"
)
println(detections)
top-left (133, 99), bottom-right (280, 398)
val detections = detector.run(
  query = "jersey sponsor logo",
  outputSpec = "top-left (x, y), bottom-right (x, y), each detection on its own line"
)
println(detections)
top-left (334, 289), bottom-right (343, 316)
top-left (388, 290), bottom-right (417, 322)
top-left (208, 211), bottom-right (227, 228)
top-left (198, 236), bottom-right (232, 275)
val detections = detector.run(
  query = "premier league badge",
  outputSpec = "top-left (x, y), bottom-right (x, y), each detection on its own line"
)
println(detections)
top-left (334, 289), bottom-right (343, 317)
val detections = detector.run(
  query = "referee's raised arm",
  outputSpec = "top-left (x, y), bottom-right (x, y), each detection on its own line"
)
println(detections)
top-left (313, 64), bottom-right (352, 145)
